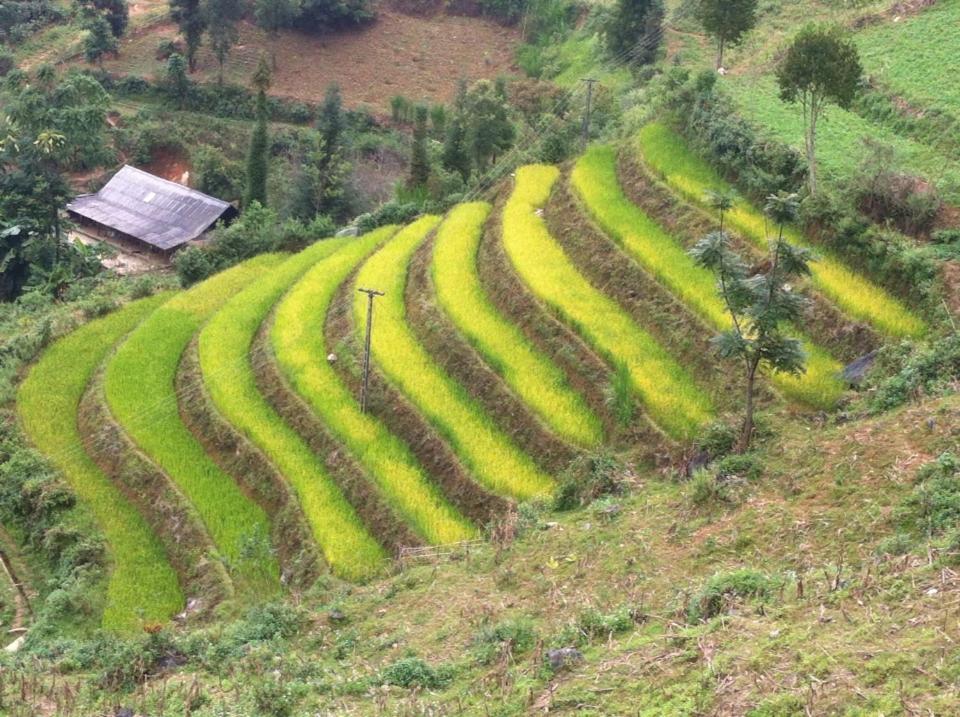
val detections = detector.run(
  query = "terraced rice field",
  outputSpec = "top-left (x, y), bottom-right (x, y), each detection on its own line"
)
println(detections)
top-left (572, 144), bottom-right (846, 410)
top-left (18, 294), bottom-right (183, 631)
top-left (502, 164), bottom-right (714, 440)
top-left (17, 140), bottom-right (926, 629)
top-left (271, 227), bottom-right (477, 545)
top-left (198, 238), bottom-right (387, 581)
top-left (354, 216), bottom-right (554, 500)
top-left (431, 202), bottom-right (603, 448)
top-left (105, 257), bottom-right (284, 597)
top-left (635, 123), bottom-right (926, 340)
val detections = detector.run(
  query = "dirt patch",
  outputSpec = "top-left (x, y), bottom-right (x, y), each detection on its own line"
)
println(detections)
top-left (325, 264), bottom-right (508, 526)
top-left (251, 318), bottom-right (424, 555)
top-left (617, 151), bottom-right (880, 363)
top-left (94, 7), bottom-right (520, 112)
top-left (406, 225), bottom-right (577, 475)
top-left (139, 145), bottom-right (191, 185)
top-left (78, 367), bottom-right (232, 617)
top-left (177, 340), bottom-right (323, 589)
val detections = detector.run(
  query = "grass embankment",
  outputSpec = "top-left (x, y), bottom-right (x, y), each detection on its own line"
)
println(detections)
top-left (636, 123), bottom-right (926, 339)
top-left (18, 294), bottom-right (182, 631)
top-left (503, 164), bottom-right (714, 441)
top-left (572, 145), bottom-right (846, 410)
top-left (199, 239), bottom-right (386, 580)
top-left (431, 202), bottom-right (603, 449)
top-left (354, 217), bottom-right (554, 500)
top-left (104, 257), bottom-right (283, 598)
top-left (272, 227), bottom-right (476, 545)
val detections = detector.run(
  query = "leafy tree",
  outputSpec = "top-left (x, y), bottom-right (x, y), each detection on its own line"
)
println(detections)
top-left (83, 14), bottom-right (117, 67)
top-left (245, 57), bottom-right (271, 208)
top-left (442, 115), bottom-right (470, 182)
top-left (204, 0), bottom-right (242, 82)
top-left (604, 0), bottom-right (664, 66)
top-left (165, 52), bottom-right (191, 109)
top-left (698, 0), bottom-right (757, 69)
top-left (254, 0), bottom-right (300, 69)
top-left (776, 23), bottom-right (862, 194)
top-left (690, 191), bottom-right (810, 451)
top-left (465, 79), bottom-right (514, 172)
top-left (409, 104), bottom-right (430, 188)
top-left (170, 0), bottom-right (207, 72)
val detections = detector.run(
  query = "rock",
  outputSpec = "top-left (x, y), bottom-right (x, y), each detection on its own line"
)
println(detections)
top-left (327, 352), bottom-right (338, 364)
top-left (114, 708), bottom-right (134, 717)
top-left (329, 609), bottom-right (347, 624)
top-left (842, 350), bottom-right (878, 386)
top-left (546, 647), bottom-right (583, 671)
top-left (3, 635), bottom-right (25, 653)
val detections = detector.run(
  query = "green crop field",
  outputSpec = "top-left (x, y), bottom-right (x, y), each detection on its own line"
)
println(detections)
top-left (17, 294), bottom-right (183, 632)
top-left (431, 202), bottom-right (603, 448)
top-left (354, 216), bottom-right (554, 500)
top-left (198, 238), bottom-right (387, 581)
top-left (503, 164), bottom-right (714, 440)
top-left (272, 227), bottom-right (476, 545)
top-left (636, 123), bottom-right (926, 340)
top-left (855, 2), bottom-right (960, 122)
top-left (573, 144), bottom-right (846, 409)
top-left (720, 76), bottom-right (960, 203)
top-left (104, 256), bottom-right (284, 598)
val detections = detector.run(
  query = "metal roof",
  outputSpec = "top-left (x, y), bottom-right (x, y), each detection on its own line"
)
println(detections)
top-left (67, 165), bottom-right (234, 251)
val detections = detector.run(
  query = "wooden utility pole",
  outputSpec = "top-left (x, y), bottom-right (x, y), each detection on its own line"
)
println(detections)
top-left (582, 78), bottom-right (599, 147)
top-left (357, 287), bottom-right (384, 413)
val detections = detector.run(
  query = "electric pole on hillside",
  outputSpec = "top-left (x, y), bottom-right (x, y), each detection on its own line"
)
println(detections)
top-left (358, 287), bottom-right (384, 414)
top-left (582, 78), bottom-right (599, 147)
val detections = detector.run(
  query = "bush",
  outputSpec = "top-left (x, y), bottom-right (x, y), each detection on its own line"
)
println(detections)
top-left (697, 420), bottom-right (737, 457)
top-left (576, 606), bottom-right (635, 641)
top-left (173, 246), bottom-right (221, 287)
top-left (0, 51), bottom-right (15, 77)
top-left (473, 617), bottom-right (537, 664)
top-left (687, 569), bottom-right (776, 622)
top-left (192, 145), bottom-right (243, 201)
top-left (716, 453), bottom-right (763, 481)
top-left (869, 336), bottom-right (960, 412)
top-left (687, 469), bottom-right (729, 506)
top-left (380, 657), bottom-right (452, 689)
top-left (895, 452), bottom-right (960, 537)
top-left (252, 678), bottom-right (301, 717)
top-left (553, 451), bottom-right (625, 511)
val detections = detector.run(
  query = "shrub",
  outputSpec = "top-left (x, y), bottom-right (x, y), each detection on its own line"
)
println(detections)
top-left (687, 469), bottom-right (728, 506)
top-left (869, 336), bottom-right (960, 412)
top-left (473, 617), bottom-right (537, 664)
top-left (576, 606), bottom-right (635, 641)
top-left (687, 569), bottom-right (776, 622)
top-left (0, 51), bottom-right (16, 77)
top-left (380, 657), bottom-right (452, 689)
top-left (894, 452), bottom-right (960, 538)
top-left (553, 451), bottom-right (625, 511)
top-left (716, 453), bottom-right (763, 481)
top-left (697, 421), bottom-right (737, 457)
top-left (252, 678), bottom-right (301, 717)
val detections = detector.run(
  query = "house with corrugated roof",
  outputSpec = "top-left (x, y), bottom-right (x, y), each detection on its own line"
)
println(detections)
top-left (67, 165), bottom-right (238, 256)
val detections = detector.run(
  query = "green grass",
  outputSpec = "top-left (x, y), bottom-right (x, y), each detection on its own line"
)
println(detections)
top-left (720, 75), bottom-right (960, 203)
top-left (572, 144), bottom-right (846, 410)
top-left (354, 216), bottom-right (554, 500)
top-left (104, 256), bottom-right (283, 598)
top-left (431, 201), bottom-right (603, 448)
top-left (198, 239), bottom-right (387, 581)
top-left (17, 294), bottom-right (182, 632)
top-left (271, 228), bottom-right (476, 545)
top-left (635, 123), bottom-right (928, 340)
top-left (503, 164), bottom-right (714, 440)
top-left (855, 2), bottom-right (960, 123)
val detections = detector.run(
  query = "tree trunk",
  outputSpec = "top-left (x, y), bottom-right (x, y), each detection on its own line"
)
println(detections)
top-left (716, 38), bottom-right (724, 69)
top-left (738, 361), bottom-right (758, 453)
top-left (805, 96), bottom-right (819, 195)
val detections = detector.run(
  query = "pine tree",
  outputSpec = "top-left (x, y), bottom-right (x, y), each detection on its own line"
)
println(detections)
top-left (165, 52), bottom-right (191, 109)
top-left (441, 116), bottom-right (470, 182)
top-left (604, 0), bottom-right (664, 66)
top-left (409, 104), bottom-right (430, 188)
top-left (245, 57), bottom-right (271, 208)
top-left (205, 0), bottom-right (242, 83)
top-left (316, 84), bottom-right (343, 158)
top-left (170, 0), bottom-right (207, 72)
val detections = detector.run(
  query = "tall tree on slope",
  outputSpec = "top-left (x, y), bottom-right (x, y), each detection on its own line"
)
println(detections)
top-left (604, 0), bottom-right (664, 66)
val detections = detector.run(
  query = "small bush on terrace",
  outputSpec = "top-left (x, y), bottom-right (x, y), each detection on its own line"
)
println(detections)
top-left (687, 569), bottom-right (777, 623)
top-left (893, 452), bottom-right (960, 542)
top-left (380, 657), bottom-right (453, 689)
top-left (868, 336), bottom-right (960, 413)
top-left (553, 451), bottom-right (626, 511)
top-left (473, 617), bottom-right (537, 664)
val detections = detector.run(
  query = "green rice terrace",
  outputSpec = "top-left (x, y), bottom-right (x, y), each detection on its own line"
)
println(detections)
top-left (2, 0), bottom-right (960, 713)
